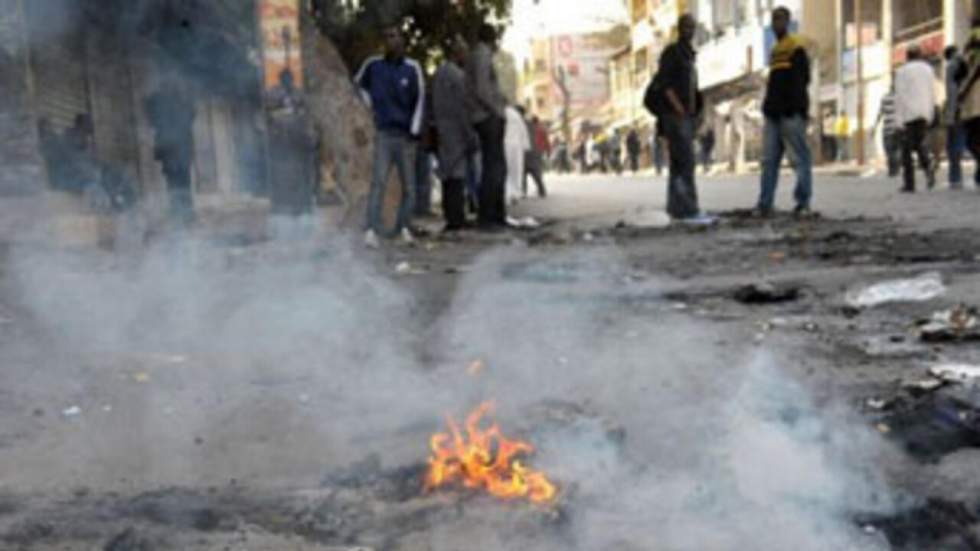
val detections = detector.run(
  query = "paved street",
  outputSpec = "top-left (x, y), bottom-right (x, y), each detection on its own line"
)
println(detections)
top-left (515, 168), bottom-right (980, 231)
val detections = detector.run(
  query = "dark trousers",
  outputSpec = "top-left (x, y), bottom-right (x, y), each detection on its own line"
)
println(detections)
top-left (902, 119), bottom-right (934, 190)
top-left (662, 115), bottom-right (699, 219)
top-left (441, 177), bottom-right (466, 229)
top-left (628, 152), bottom-right (639, 172)
top-left (947, 125), bottom-right (966, 186)
top-left (163, 162), bottom-right (194, 226)
top-left (523, 152), bottom-right (547, 197)
top-left (965, 117), bottom-right (980, 185)
top-left (415, 150), bottom-right (433, 216)
top-left (475, 116), bottom-right (507, 226)
top-left (882, 131), bottom-right (902, 177)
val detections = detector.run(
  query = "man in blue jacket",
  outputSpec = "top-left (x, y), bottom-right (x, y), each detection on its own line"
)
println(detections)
top-left (355, 24), bottom-right (426, 246)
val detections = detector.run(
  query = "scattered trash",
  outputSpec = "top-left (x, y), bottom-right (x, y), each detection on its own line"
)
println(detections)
top-left (769, 251), bottom-right (787, 263)
top-left (616, 210), bottom-right (671, 229)
top-left (858, 335), bottom-right (929, 358)
top-left (394, 262), bottom-right (427, 276)
top-left (875, 423), bottom-right (891, 434)
top-left (132, 372), bottom-right (150, 383)
top-left (866, 397), bottom-right (896, 411)
top-left (845, 272), bottom-right (945, 309)
top-left (466, 360), bottom-right (485, 377)
top-left (102, 405), bottom-right (113, 413)
top-left (298, 394), bottom-right (310, 404)
top-left (62, 406), bottom-right (82, 418)
top-left (733, 282), bottom-right (801, 304)
top-left (919, 305), bottom-right (980, 342)
top-left (929, 364), bottom-right (980, 383)
top-left (902, 378), bottom-right (945, 396)
top-left (582, 232), bottom-right (595, 242)
top-left (506, 216), bottom-right (541, 229)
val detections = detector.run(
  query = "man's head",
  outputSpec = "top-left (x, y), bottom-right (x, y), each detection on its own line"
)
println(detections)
top-left (382, 24), bottom-right (405, 59)
top-left (907, 44), bottom-right (923, 61)
top-left (446, 35), bottom-right (468, 64)
top-left (478, 23), bottom-right (498, 49)
top-left (677, 14), bottom-right (696, 44)
top-left (772, 7), bottom-right (791, 38)
top-left (945, 45), bottom-right (958, 61)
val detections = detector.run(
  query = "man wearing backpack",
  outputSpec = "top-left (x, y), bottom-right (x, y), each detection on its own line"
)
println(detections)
top-left (644, 14), bottom-right (711, 223)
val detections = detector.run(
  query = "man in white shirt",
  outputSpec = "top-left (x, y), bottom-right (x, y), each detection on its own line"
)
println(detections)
top-left (894, 45), bottom-right (937, 191)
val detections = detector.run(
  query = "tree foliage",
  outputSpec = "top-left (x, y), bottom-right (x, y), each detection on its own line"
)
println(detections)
top-left (312, 0), bottom-right (512, 71)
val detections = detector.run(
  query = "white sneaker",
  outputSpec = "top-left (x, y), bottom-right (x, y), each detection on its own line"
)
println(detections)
top-left (679, 213), bottom-right (718, 226)
top-left (364, 229), bottom-right (380, 249)
top-left (401, 227), bottom-right (415, 244)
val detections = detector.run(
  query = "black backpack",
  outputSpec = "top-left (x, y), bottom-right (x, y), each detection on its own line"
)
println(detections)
top-left (643, 71), bottom-right (667, 118)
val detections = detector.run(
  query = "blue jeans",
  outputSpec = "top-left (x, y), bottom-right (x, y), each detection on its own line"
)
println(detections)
top-left (758, 115), bottom-right (813, 210)
top-left (661, 115), bottom-right (699, 219)
top-left (367, 130), bottom-right (416, 236)
top-left (948, 125), bottom-right (966, 186)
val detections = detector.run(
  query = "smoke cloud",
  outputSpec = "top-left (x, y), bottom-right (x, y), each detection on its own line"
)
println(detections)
top-left (0, 233), bottom-right (899, 548)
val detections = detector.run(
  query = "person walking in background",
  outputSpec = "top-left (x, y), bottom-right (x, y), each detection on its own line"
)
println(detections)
top-left (355, 23), bottom-right (425, 246)
top-left (698, 126), bottom-right (715, 174)
top-left (432, 36), bottom-right (476, 232)
top-left (523, 113), bottom-right (548, 198)
top-left (653, 14), bottom-right (708, 222)
top-left (958, 16), bottom-right (980, 188)
top-left (755, 6), bottom-right (813, 217)
top-left (872, 87), bottom-right (901, 178)
top-left (945, 45), bottom-right (967, 189)
top-left (466, 23), bottom-right (509, 230)
top-left (894, 44), bottom-right (937, 192)
top-left (626, 128), bottom-right (641, 173)
top-left (504, 104), bottom-right (530, 204)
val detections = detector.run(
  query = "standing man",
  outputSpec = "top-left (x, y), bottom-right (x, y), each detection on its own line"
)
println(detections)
top-left (626, 127), bottom-right (641, 173)
top-left (959, 16), bottom-right (980, 187)
top-left (432, 36), bottom-right (476, 231)
top-left (756, 6), bottom-right (813, 217)
top-left (355, 23), bottom-right (425, 246)
top-left (656, 14), bottom-right (707, 222)
top-left (894, 44), bottom-right (937, 193)
top-left (466, 23), bottom-right (509, 230)
top-left (872, 87), bottom-right (901, 178)
top-left (146, 81), bottom-right (196, 226)
top-left (945, 45), bottom-right (967, 189)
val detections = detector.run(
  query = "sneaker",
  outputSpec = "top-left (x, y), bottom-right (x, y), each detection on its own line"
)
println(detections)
top-left (899, 186), bottom-right (915, 193)
top-left (752, 207), bottom-right (774, 219)
top-left (400, 227), bottom-right (415, 244)
top-left (793, 205), bottom-right (814, 219)
top-left (678, 213), bottom-right (717, 226)
top-left (364, 229), bottom-right (380, 249)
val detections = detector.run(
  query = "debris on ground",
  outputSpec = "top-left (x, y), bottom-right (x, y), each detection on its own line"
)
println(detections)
top-left (61, 406), bottom-right (82, 418)
top-left (901, 378), bottom-right (946, 396)
top-left (615, 209), bottom-right (671, 229)
top-left (506, 216), bottom-right (542, 229)
top-left (394, 261), bottom-right (428, 276)
top-left (845, 271), bottom-right (946, 309)
top-left (733, 282), bottom-right (801, 304)
top-left (919, 305), bottom-right (980, 342)
top-left (929, 364), bottom-right (980, 384)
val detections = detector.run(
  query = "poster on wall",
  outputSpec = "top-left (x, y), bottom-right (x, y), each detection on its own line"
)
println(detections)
top-left (259, 0), bottom-right (304, 111)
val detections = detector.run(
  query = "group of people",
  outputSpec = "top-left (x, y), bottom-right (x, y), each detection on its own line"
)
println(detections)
top-left (355, 23), bottom-right (549, 246)
top-left (644, 7), bottom-right (812, 222)
top-left (873, 21), bottom-right (980, 193)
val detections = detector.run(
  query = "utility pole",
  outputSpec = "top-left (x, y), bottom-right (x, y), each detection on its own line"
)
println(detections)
top-left (855, 0), bottom-right (865, 165)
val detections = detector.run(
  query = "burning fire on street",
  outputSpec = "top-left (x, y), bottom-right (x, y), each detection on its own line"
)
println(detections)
top-left (424, 401), bottom-right (558, 505)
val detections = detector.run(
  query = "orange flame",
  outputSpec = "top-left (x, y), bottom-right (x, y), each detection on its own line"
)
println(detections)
top-left (424, 402), bottom-right (558, 505)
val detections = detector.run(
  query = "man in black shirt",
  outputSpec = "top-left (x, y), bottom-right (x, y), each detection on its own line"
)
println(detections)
top-left (756, 6), bottom-right (813, 217)
top-left (657, 14), bottom-right (708, 222)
